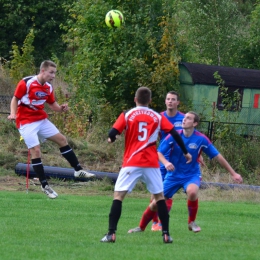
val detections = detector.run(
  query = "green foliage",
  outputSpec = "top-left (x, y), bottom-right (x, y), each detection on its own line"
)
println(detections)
top-left (1, 0), bottom-right (259, 73)
top-left (236, 0), bottom-right (258, 17)
top-left (50, 87), bottom-right (92, 138)
top-left (214, 71), bottom-right (241, 111)
top-left (9, 29), bottom-right (35, 83)
top-left (0, 0), bottom-right (72, 65)
top-left (0, 152), bottom-right (15, 168)
top-left (0, 61), bottom-right (14, 95)
top-left (62, 0), bottom-right (181, 116)
top-left (85, 102), bottom-right (118, 143)
top-left (174, 0), bottom-right (248, 67)
top-left (213, 137), bottom-right (260, 183)
top-left (0, 117), bottom-right (18, 135)
top-left (0, 117), bottom-right (24, 169)
top-left (241, 0), bottom-right (260, 69)
top-left (207, 72), bottom-right (241, 141)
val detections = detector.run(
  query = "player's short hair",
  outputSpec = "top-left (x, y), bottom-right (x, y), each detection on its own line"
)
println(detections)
top-left (188, 111), bottom-right (200, 123)
top-left (135, 86), bottom-right (151, 105)
top-left (166, 91), bottom-right (180, 101)
top-left (40, 60), bottom-right (57, 70)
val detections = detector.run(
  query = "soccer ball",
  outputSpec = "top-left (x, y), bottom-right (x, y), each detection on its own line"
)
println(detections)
top-left (105, 10), bottom-right (124, 28)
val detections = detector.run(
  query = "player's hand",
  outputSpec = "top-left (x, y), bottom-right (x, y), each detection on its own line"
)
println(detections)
top-left (60, 104), bottom-right (69, 112)
top-left (108, 136), bottom-right (118, 143)
top-left (7, 114), bottom-right (16, 120)
top-left (164, 161), bottom-right (174, 171)
top-left (184, 153), bottom-right (192, 163)
top-left (232, 173), bottom-right (243, 184)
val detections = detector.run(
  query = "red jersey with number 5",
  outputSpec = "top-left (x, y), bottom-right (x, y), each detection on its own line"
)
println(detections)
top-left (113, 106), bottom-right (174, 167)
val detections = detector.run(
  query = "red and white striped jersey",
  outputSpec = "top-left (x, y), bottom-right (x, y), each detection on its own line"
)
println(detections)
top-left (14, 76), bottom-right (55, 128)
top-left (113, 106), bottom-right (174, 167)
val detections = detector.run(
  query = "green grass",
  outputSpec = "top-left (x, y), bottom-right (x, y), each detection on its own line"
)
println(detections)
top-left (0, 191), bottom-right (259, 260)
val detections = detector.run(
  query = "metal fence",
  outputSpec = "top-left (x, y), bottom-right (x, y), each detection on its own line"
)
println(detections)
top-left (196, 121), bottom-right (260, 141)
top-left (192, 103), bottom-right (260, 140)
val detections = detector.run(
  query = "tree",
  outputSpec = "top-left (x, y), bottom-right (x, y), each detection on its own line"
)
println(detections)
top-left (236, 0), bottom-right (257, 16)
top-left (173, 0), bottom-right (248, 67)
top-left (241, 0), bottom-right (260, 69)
top-left (62, 0), bottom-right (181, 118)
top-left (9, 28), bottom-right (35, 83)
top-left (0, 0), bottom-right (72, 65)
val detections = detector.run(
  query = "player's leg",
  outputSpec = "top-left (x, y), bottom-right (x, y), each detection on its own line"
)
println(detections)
top-left (151, 193), bottom-right (160, 230)
top-left (184, 176), bottom-right (201, 232)
top-left (41, 119), bottom-right (95, 178)
top-left (19, 121), bottom-right (58, 199)
top-left (151, 167), bottom-right (167, 230)
top-left (127, 198), bottom-right (157, 233)
top-left (156, 198), bottom-right (173, 230)
top-left (100, 190), bottom-right (127, 242)
top-left (153, 193), bottom-right (172, 243)
top-left (101, 167), bottom-right (141, 242)
top-left (145, 168), bottom-right (173, 243)
top-left (136, 199), bottom-right (157, 232)
top-left (128, 168), bottom-right (165, 233)
top-left (156, 175), bottom-right (180, 229)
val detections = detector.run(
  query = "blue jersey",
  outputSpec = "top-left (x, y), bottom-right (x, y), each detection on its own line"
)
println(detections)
top-left (158, 129), bottom-right (219, 178)
top-left (159, 111), bottom-right (184, 141)
top-left (159, 111), bottom-right (185, 178)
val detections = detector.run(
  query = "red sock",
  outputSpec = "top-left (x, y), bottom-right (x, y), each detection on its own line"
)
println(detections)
top-left (150, 199), bottom-right (158, 223)
top-left (166, 198), bottom-right (173, 212)
top-left (139, 206), bottom-right (156, 230)
top-left (152, 214), bottom-right (159, 223)
top-left (187, 199), bottom-right (198, 223)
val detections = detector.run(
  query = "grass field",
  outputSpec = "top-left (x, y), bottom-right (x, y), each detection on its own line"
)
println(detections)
top-left (0, 189), bottom-right (259, 260)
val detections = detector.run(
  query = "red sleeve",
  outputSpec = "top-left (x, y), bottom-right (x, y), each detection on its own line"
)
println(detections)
top-left (112, 113), bottom-right (126, 133)
top-left (46, 91), bottom-right (56, 104)
top-left (14, 80), bottom-right (27, 99)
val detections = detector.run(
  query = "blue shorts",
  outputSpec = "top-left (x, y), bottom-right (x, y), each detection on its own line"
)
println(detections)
top-left (160, 167), bottom-right (167, 181)
top-left (163, 174), bottom-right (201, 199)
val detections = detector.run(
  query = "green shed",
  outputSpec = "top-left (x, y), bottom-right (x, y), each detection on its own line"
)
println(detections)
top-left (179, 62), bottom-right (260, 135)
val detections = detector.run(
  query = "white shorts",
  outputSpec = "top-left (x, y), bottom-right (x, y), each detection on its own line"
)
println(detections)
top-left (114, 167), bottom-right (163, 194)
top-left (19, 119), bottom-right (59, 149)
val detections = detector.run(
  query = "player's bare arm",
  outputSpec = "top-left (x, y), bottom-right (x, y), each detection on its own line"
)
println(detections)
top-left (215, 154), bottom-right (243, 184)
top-left (158, 152), bottom-right (175, 171)
top-left (48, 102), bottom-right (69, 112)
top-left (7, 96), bottom-right (19, 120)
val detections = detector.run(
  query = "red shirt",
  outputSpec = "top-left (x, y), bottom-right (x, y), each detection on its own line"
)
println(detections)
top-left (14, 76), bottom-right (55, 128)
top-left (113, 106), bottom-right (174, 168)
